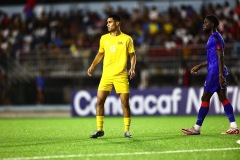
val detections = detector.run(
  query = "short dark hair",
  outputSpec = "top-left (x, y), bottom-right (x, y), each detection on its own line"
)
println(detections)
top-left (108, 14), bottom-right (121, 22)
top-left (206, 15), bottom-right (219, 27)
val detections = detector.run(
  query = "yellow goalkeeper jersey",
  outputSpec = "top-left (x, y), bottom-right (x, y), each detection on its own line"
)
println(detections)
top-left (99, 32), bottom-right (135, 78)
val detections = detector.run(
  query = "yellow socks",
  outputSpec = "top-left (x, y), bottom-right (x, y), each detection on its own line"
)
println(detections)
top-left (124, 117), bottom-right (131, 132)
top-left (96, 116), bottom-right (104, 131)
top-left (96, 116), bottom-right (130, 132)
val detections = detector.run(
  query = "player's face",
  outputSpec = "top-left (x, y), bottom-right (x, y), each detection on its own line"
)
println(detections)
top-left (202, 18), bottom-right (213, 33)
top-left (107, 18), bottom-right (119, 32)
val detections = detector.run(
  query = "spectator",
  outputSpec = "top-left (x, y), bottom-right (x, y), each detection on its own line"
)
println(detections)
top-left (36, 70), bottom-right (46, 104)
top-left (24, 0), bottom-right (37, 21)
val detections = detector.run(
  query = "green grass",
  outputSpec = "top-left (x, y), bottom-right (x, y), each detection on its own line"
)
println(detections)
top-left (0, 116), bottom-right (240, 160)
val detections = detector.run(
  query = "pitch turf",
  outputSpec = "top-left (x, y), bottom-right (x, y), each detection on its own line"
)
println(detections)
top-left (0, 116), bottom-right (240, 160)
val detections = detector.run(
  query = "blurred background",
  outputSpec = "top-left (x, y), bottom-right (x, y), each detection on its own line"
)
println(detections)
top-left (0, 0), bottom-right (239, 107)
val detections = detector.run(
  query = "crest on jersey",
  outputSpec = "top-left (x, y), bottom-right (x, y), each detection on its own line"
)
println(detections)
top-left (118, 42), bottom-right (123, 45)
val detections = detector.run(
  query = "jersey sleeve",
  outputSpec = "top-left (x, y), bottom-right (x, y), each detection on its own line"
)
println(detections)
top-left (216, 41), bottom-right (222, 50)
top-left (98, 36), bottom-right (105, 53)
top-left (214, 35), bottom-right (223, 50)
top-left (127, 37), bottom-right (135, 54)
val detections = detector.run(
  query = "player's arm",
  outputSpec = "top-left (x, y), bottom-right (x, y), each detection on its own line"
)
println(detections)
top-left (216, 48), bottom-right (226, 88)
top-left (129, 52), bottom-right (136, 80)
top-left (191, 61), bottom-right (207, 74)
top-left (87, 52), bottom-right (104, 76)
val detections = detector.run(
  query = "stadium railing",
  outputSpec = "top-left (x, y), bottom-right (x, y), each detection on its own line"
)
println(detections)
top-left (4, 43), bottom-right (240, 81)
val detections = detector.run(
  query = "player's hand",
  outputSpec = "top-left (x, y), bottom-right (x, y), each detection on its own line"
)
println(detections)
top-left (219, 74), bottom-right (227, 88)
top-left (191, 65), bottom-right (200, 74)
top-left (129, 69), bottom-right (135, 80)
top-left (87, 66), bottom-right (94, 77)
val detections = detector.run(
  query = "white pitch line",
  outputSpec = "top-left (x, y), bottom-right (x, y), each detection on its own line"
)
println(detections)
top-left (2, 147), bottom-right (240, 160)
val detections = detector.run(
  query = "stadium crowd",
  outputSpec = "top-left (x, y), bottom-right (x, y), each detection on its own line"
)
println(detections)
top-left (0, 0), bottom-right (240, 105)
top-left (0, 1), bottom-right (240, 63)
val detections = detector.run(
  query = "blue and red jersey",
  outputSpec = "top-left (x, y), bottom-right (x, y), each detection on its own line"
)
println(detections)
top-left (206, 31), bottom-right (228, 75)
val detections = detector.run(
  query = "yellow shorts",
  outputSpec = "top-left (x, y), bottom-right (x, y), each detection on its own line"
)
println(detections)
top-left (98, 77), bottom-right (129, 93)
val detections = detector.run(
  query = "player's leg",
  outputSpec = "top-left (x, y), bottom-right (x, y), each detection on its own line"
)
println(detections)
top-left (119, 93), bottom-right (132, 138)
top-left (194, 91), bottom-right (213, 129)
top-left (90, 90), bottom-right (109, 138)
top-left (96, 91), bottom-right (109, 130)
top-left (90, 78), bottom-right (112, 138)
top-left (114, 77), bottom-right (132, 138)
top-left (182, 91), bottom-right (213, 135)
top-left (182, 74), bottom-right (220, 135)
top-left (119, 93), bottom-right (130, 117)
top-left (217, 88), bottom-right (239, 134)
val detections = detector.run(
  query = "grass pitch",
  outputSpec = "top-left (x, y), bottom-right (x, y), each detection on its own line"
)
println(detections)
top-left (0, 116), bottom-right (240, 160)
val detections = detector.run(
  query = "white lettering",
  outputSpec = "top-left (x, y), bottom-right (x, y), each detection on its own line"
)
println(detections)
top-left (105, 97), bottom-right (122, 115)
top-left (186, 88), bottom-right (202, 114)
top-left (172, 88), bottom-right (182, 114)
top-left (90, 97), bottom-right (97, 115)
top-left (74, 91), bottom-right (91, 116)
top-left (144, 95), bottom-right (157, 115)
top-left (211, 93), bottom-right (222, 114)
top-left (237, 89), bottom-right (240, 112)
top-left (130, 95), bottom-right (144, 115)
top-left (230, 86), bottom-right (238, 112)
top-left (72, 87), bottom-right (240, 116)
top-left (157, 95), bottom-right (171, 114)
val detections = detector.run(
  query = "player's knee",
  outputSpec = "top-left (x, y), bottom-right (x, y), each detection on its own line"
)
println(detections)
top-left (219, 96), bottom-right (227, 102)
top-left (218, 93), bottom-right (227, 102)
top-left (97, 98), bottom-right (105, 106)
top-left (121, 101), bottom-right (130, 109)
top-left (201, 92), bottom-right (212, 101)
top-left (201, 95), bottom-right (208, 102)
